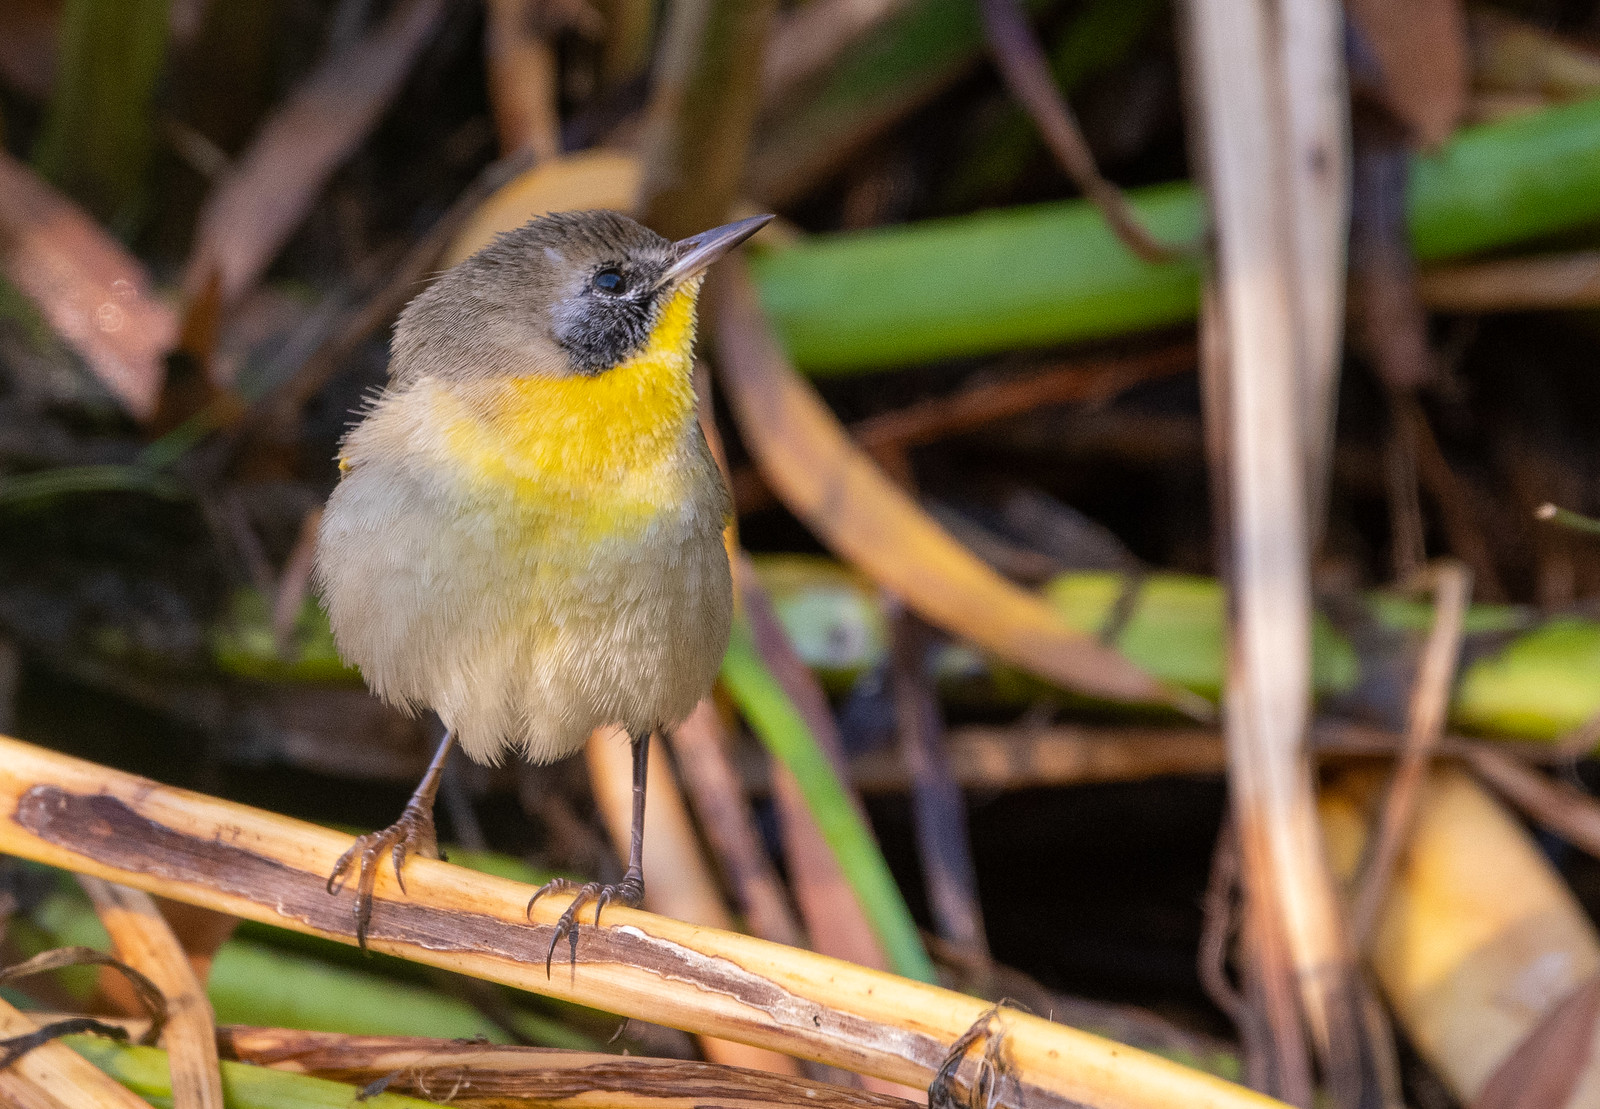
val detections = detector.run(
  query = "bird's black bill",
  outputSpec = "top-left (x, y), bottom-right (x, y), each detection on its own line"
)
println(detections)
top-left (661, 214), bottom-right (775, 287)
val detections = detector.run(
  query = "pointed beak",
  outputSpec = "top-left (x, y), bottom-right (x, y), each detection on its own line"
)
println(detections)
top-left (661, 214), bottom-right (775, 287)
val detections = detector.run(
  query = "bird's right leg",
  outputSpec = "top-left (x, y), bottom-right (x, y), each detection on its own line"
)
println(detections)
top-left (527, 728), bottom-right (650, 975)
top-left (327, 729), bottom-right (455, 949)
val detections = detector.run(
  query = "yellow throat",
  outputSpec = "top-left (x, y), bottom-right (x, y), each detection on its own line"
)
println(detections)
top-left (437, 281), bottom-right (703, 534)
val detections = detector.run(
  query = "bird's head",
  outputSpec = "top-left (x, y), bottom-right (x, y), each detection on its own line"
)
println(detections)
top-left (393, 209), bottom-right (773, 383)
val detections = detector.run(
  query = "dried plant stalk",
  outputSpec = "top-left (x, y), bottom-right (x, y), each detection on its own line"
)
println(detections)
top-left (217, 1026), bottom-right (919, 1109)
top-left (585, 727), bottom-right (733, 934)
top-left (0, 734), bottom-right (1285, 1109)
top-left (1350, 562), bottom-right (1470, 946)
top-left (1182, 0), bottom-right (1377, 1102)
top-left (1280, 0), bottom-right (1351, 544)
top-left (0, 1070), bottom-right (68, 1109)
top-left (1418, 251), bottom-right (1600, 311)
top-left (484, 0), bottom-right (562, 160)
top-left (735, 561), bottom-right (909, 981)
top-left (0, 997), bottom-right (149, 1109)
top-left (637, 0), bottom-right (776, 239)
top-left (837, 722), bottom-right (1533, 795)
top-left (887, 604), bottom-right (986, 958)
top-left (848, 725), bottom-right (1226, 793)
top-left (77, 877), bottom-right (224, 1109)
top-left (27, 1019), bottom-right (923, 1109)
top-left (1467, 747), bottom-right (1600, 860)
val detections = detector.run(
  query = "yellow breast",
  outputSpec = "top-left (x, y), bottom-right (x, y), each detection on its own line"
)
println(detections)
top-left (431, 284), bottom-right (701, 539)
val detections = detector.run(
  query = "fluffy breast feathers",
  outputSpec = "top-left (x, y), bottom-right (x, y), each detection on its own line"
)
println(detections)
top-left (315, 283), bottom-right (733, 764)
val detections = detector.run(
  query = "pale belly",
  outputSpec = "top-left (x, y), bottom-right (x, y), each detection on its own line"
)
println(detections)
top-left (314, 453), bottom-right (733, 765)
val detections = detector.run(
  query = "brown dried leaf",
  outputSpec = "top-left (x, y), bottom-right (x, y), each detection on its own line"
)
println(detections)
top-left (1347, 0), bottom-right (1469, 147)
top-left (1472, 974), bottom-right (1600, 1109)
top-left (0, 151), bottom-right (174, 420)
top-left (182, 0), bottom-right (446, 310)
top-left (714, 260), bottom-right (1196, 714)
top-left (444, 148), bottom-right (640, 266)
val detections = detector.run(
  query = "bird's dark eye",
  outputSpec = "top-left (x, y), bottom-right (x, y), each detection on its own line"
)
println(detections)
top-left (592, 267), bottom-right (627, 295)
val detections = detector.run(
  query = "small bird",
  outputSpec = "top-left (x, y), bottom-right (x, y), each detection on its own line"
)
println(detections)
top-left (314, 208), bottom-right (772, 961)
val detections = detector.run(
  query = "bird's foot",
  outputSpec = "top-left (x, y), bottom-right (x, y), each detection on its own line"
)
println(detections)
top-left (326, 802), bottom-right (440, 950)
top-left (526, 872), bottom-right (644, 977)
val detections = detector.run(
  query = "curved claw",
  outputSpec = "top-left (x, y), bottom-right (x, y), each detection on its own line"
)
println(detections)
top-left (392, 840), bottom-right (411, 895)
top-left (546, 881), bottom-right (602, 978)
top-left (526, 876), bottom-right (583, 977)
top-left (527, 876), bottom-right (643, 978)
top-left (323, 804), bottom-right (438, 950)
top-left (327, 843), bottom-right (359, 896)
top-left (525, 876), bottom-right (577, 919)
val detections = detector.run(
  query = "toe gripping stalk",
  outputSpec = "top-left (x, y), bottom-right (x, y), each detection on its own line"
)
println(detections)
top-left (326, 730), bottom-right (455, 949)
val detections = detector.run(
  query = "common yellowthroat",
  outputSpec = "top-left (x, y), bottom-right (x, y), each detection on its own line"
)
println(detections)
top-left (314, 209), bottom-right (772, 958)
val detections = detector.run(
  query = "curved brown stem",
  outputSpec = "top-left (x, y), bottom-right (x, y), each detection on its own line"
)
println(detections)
top-left (977, 0), bottom-right (1195, 265)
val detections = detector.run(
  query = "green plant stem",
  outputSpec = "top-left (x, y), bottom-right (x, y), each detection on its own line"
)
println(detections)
top-left (34, 0), bottom-right (170, 225)
top-left (1539, 504), bottom-right (1600, 537)
top-left (753, 97), bottom-right (1600, 375)
top-left (66, 1035), bottom-right (447, 1109)
top-left (755, 183), bottom-right (1203, 373)
top-left (720, 617), bottom-right (936, 983)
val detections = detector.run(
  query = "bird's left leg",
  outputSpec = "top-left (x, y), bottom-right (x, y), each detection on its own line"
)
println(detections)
top-left (528, 727), bottom-right (650, 974)
top-left (327, 729), bottom-right (454, 949)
